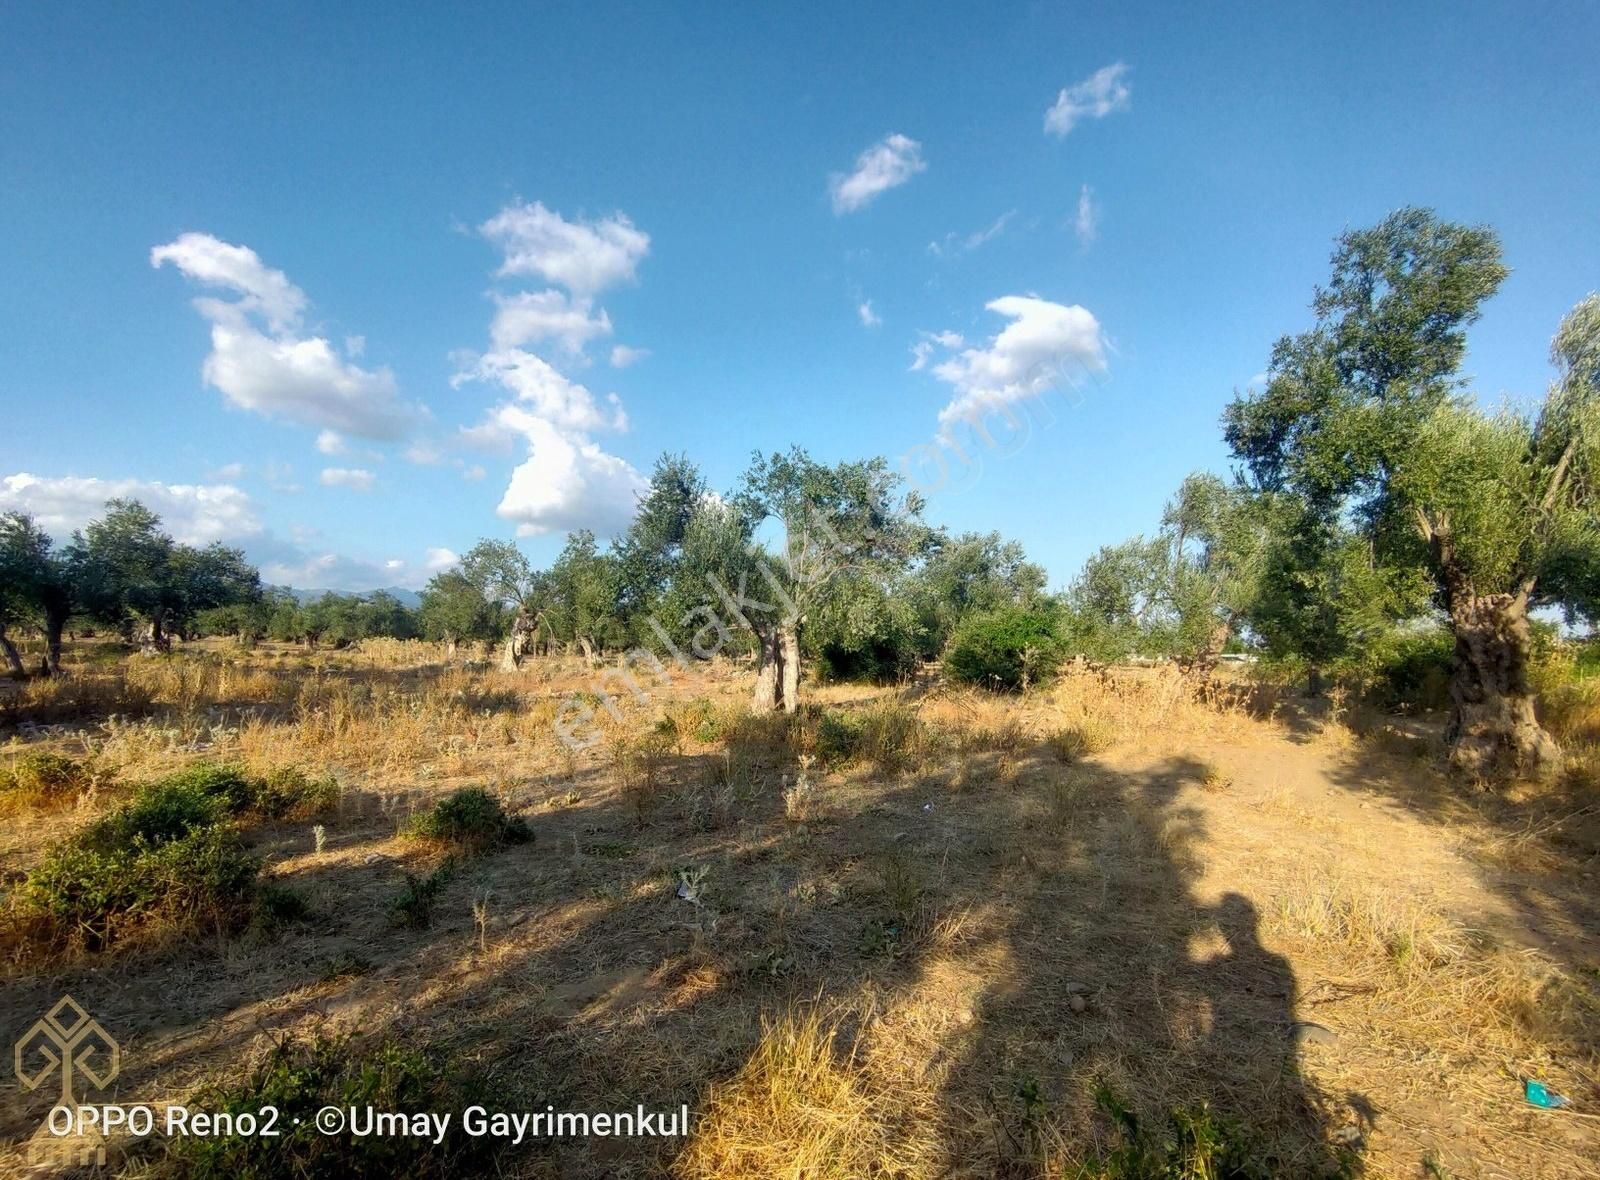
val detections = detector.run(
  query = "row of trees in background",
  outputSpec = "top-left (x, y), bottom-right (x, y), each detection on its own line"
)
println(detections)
top-left (0, 501), bottom-right (259, 676)
top-left (3, 210), bottom-right (1595, 777)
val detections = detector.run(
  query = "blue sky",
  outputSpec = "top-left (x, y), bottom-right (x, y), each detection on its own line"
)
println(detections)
top-left (3, 2), bottom-right (1597, 591)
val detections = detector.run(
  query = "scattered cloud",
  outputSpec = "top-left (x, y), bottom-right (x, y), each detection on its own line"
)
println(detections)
top-left (1044, 62), bottom-right (1131, 137)
top-left (494, 415), bottom-right (646, 538)
top-left (0, 472), bottom-right (262, 546)
top-left (918, 297), bottom-right (1107, 435)
top-left (453, 351), bottom-right (628, 436)
top-left (208, 462), bottom-right (245, 480)
top-left (829, 133), bottom-right (926, 214)
top-left (479, 201), bottom-right (650, 295)
top-left (460, 464), bottom-right (487, 482)
top-left (315, 429), bottom-right (347, 455)
top-left (461, 200), bottom-right (650, 537)
top-left (929, 211), bottom-right (1017, 258)
top-left (424, 546), bottom-right (458, 572)
top-left (319, 467), bottom-right (376, 492)
top-left (153, 233), bottom-right (419, 440)
top-left (489, 289), bottom-right (613, 354)
top-left (857, 300), bottom-right (882, 328)
top-left (909, 330), bottom-right (965, 372)
top-left (404, 440), bottom-right (445, 466)
top-left (1074, 185), bottom-right (1099, 247)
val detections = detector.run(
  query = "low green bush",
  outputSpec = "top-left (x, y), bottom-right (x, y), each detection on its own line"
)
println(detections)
top-left (402, 787), bottom-right (532, 853)
top-left (16, 819), bottom-right (258, 950)
top-left (944, 607), bottom-right (1065, 691)
top-left (0, 752), bottom-right (105, 810)
top-left (392, 862), bottom-right (454, 929)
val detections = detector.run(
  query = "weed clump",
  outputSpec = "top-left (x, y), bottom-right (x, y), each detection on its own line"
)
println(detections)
top-left (1, 762), bottom-right (332, 957)
top-left (402, 787), bottom-right (531, 853)
top-left (1075, 1085), bottom-right (1287, 1179)
top-left (0, 751), bottom-right (106, 811)
top-left (11, 789), bottom-right (259, 952)
top-left (393, 862), bottom-right (454, 929)
top-left (1048, 718), bottom-right (1116, 762)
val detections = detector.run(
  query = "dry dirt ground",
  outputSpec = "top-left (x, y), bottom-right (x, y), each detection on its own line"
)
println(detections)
top-left (1, 642), bottom-right (1598, 1178)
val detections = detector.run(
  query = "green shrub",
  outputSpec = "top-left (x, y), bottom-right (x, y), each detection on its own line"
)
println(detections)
top-left (402, 787), bottom-right (532, 853)
top-left (17, 821), bottom-right (259, 950)
top-left (155, 763), bottom-right (338, 820)
top-left (151, 1033), bottom-right (501, 1179)
top-left (1365, 627), bottom-right (1453, 711)
top-left (0, 765), bottom-right (328, 954)
top-left (252, 883), bottom-right (311, 935)
top-left (0, 752), bottom-right (103, 810)
top-left (1077, 1086), bottom-right (1280, 1179)
top-left (813, 711), bottom-right (864, 767)
top-left (944, 607), bottom-right (1064, 691)
top-left (392, 862), bottom-right (454, 929)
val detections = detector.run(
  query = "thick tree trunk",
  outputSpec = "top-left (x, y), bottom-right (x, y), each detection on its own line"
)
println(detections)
top-left (577, 635), bottom-right (599, 668)
top-left (139, 609), bottom-right (171, 656)
top-left (43, 604), bottom-right (67, 677)
top-left (501, 610), bottom-right (538, 671)
top-left (1446, 591), bottom-right (1559, 777)
top-left (0, 623), bottom-right (24, 679)
top-left (751, 620), bottom-right (800, 713)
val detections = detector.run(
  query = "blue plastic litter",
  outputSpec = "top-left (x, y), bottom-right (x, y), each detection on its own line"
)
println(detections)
top-left (1524, 1079), bottom-right (1570, 1109)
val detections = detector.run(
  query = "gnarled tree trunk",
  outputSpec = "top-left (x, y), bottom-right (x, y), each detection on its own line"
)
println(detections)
top-left (0, 623), bottom-right (23, 679)
top-left (138, 609), bottom-right (171, 656)
top-left (1445, 591), bottom-right (1559, 777)
top-left (501, 609), bottom-right (538, 671)
top-left (751, 620), bottom-right (800, 713)
top-left (42, 598), bottom-right (67, 677)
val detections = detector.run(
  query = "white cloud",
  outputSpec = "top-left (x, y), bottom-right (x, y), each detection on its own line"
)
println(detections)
top-left (858, 300), bottom-right (882, 328)
top-left (1045, 62), bottom-right (1132, 137)
top-left (909, 330), bottom-right (965, 371)
top-left (609, 344), bottom-right (650, 368)
top-left (479, 201), bottom-right (650, 295)
top-left (453, 350), bottom-right (627, 436)
top-left (153, 233), bottom-right (418, 440)
top-left (929, 211), bottom-right (1017, 258)
top-left (255, 546), bottom-right (445, 592)
top-left (489, 289), bottom-right (613, 354)
top-left (921, 297), bottom-right (1107, 435)
top-left (319, 467), bottom-right (376, 492)
top-left (829, 133), bottom-right (926, 214)
top-left (495, 415), bottom-right (645, 538)
top-left (149, 233), bottom-right (305, 332)
top-left (424, 547), bottom-right (458, 572)
top-left (344, 335), bottom-right (366, 358)
top-left (1074, 185), bottom-right (1099, 247)
top-left (209, 462), bottom-right (246, 480)
top-left (0, 472), bottom-right (261, 546)
top-left (460, 464), bottom-right (487, 482)
top-left (315, 430), bottom-right (347, 455)
top-left (404, 440), bottom-right (446, 466)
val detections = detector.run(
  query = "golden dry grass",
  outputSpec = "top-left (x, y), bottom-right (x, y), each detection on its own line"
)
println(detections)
top-left (1, 639), bottom-right (1597, 1178)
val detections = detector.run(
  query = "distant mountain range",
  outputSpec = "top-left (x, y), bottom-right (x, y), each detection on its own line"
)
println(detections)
top-left (280, 586), bottom-right (424, 609)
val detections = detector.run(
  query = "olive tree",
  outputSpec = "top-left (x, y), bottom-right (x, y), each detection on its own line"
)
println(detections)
top-left (1387, 295), bottom-right (1600, 773)
top-left (731, 448), bottom-right (930, 712)
top-left (1226, 207), bottom-right (1599, 773)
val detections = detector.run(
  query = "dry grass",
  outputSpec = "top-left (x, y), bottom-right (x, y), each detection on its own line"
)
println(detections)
top-left (675, 1006), bottom-right (940, 1179)
top-left (1, 641), bottom-right (1597, 1178)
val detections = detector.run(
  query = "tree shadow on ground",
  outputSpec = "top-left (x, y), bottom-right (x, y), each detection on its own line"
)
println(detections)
top-left (2, 706), bottom-right (1365, 1178)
